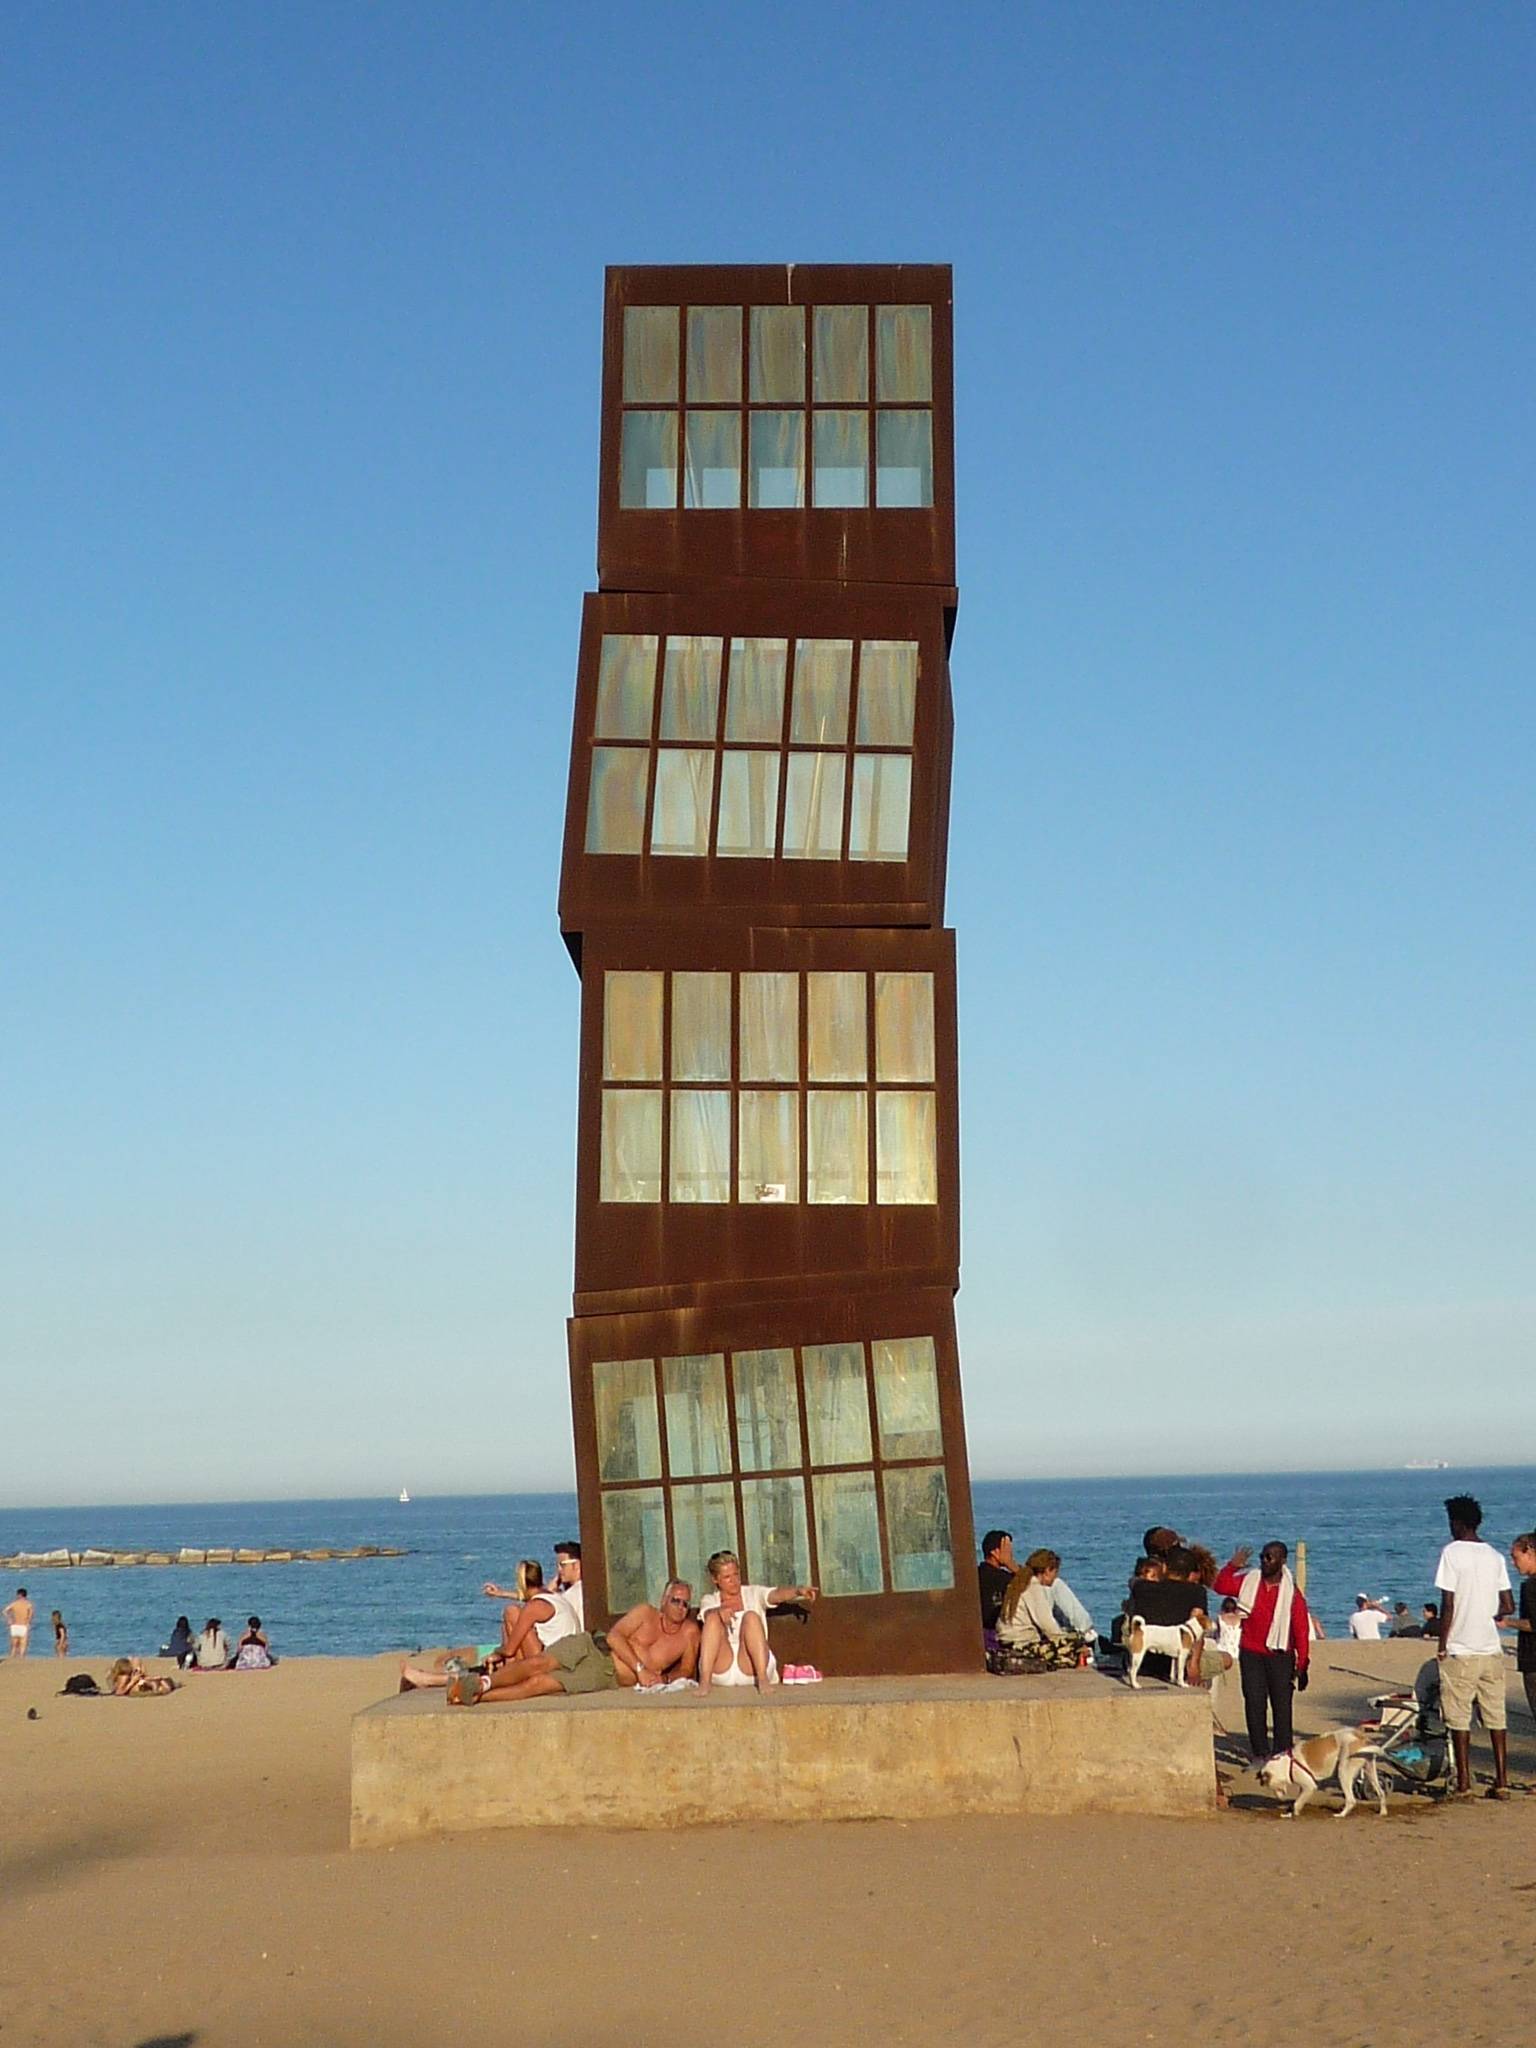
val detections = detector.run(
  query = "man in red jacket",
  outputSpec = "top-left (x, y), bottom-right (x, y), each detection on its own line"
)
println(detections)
top-left (1213, 1541), bottom-right (1311, 1761)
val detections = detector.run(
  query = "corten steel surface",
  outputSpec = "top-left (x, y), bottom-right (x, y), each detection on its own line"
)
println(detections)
top-left (559, 262), bottom-right (974, 1676)
top-left (599, 264), bottom-right (955, 596)
top-left (558, 588), bottom-right (954, 953)
top-left (574, 923), bottom-right (959, 1318)
top-left (567, 1289), bottom-right (979, 1678)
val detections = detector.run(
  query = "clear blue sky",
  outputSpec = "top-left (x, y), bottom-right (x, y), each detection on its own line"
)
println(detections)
top-left (4, 5), bottom-right (1532, 1506)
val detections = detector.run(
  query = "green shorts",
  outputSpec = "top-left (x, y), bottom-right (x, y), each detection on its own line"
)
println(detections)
top-left (548, 1632), bottom-right (619, 1696)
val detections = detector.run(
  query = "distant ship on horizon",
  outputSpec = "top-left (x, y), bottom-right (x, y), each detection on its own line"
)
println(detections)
top-left (1403, 1459), bottom-right (1450, 1471)
top-left (397, 1486), bottom-right (412, 1503)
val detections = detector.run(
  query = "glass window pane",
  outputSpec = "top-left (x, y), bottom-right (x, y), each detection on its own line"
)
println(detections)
top-left (602, 1485), bottom-right (669, 1612)
top-left (875, 1090), bottom-right (937, 1204)
top-left (875, 411), bottom-right (933, 508)
top-left (670, 1090), bottom-right (730, 1203)
top-left (686, 305), bottom-right (741, 403)
top-left (739, 971), bottom-right (798, 1082)
top-left (684, 412), bottom-right (741, 509)
top-left (651, 748), bottom-right (715, 856)
top-left (592, 1357), bottom-right (661, 1482)
top-left (672, 971), bottom-right (730, 1082)
top-left (603, 970), bottom-right (663, 1081)
top-left (738, 1089), bottom-right (799, 1203)
top-left (623, 306), bottom-right (679, 403)
top-left (872, 1336), bottom-right (942, 1460)
top-left (749, 410), bottom-right (805, 508)
top-left (883, 1465), bottom-right (953, 1591)
top-left (803, 1342), bottom-right (872, 1464)
top-left (849, 754), bottom-right (912, 862)
top-left (732, 1347), bottom-right (802, 1470)
top-left (812, 410), bottom-right (868, 507)
top-left (741, 1476), bottom-right (810, 1587)
top-left (782, 752), bottom-right (845, 860)
top-left (600, 1089), bottom-right (662, 1202)
top-left (725, 637), bottom-right (788, 741)
top-left (716, 751), bottom-right (780, 858)
top-left (876, 304), bottom-right (932, 403)
top-left (813, 305), bottom-right (868, 402)
top-left (660, 636), bottom-right (723, 740)
top-left (585, 747), bottom-right (649, 854)
top-left (807, 971), bottom-right (867, 1082)
top-left (790, 640), bottom-right (852, 744)
top-left (750, 304), bottom-right (805, 403)
top-left (620, 411), bottom-right (678, 509)
top-left (670, 1481), bottom-right (738, 1600)
top-left (813, 1470), bottom-right (883, 1596)
top-left (856, 640), bottom-right (917, 746)
top-left (594, 634), bottom-right (658, 740)
top-left (662, 1353), bottom-right (731, 1477)
top-left (875, 971), bottom-right (935, 1082)
top-left (807, 1089), bottom-right (868, 1204)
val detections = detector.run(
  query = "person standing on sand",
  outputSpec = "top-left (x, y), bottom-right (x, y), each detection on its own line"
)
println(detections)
top-left (51, 1610), bottom-right (68, 1657)
top-left (5, 1588), bottom-right (33, 1657)
top-left (1501, 1533), bottom-right (1536, 1726)
top-left (1434, 1494), bottom-right (1513, 1800)
top-left (1212, 1542), bottom-right (1310, 1761)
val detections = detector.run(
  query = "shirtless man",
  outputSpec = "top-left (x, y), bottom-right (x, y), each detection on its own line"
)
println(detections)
top-left (607, 1580), bottom-right (701, 1687)
top-left (698, 1551), bottom-right (817, 1695)
top-left (5, 1588), bottom-right (33, 1658)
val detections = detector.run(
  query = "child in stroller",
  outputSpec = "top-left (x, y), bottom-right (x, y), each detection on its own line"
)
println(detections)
top-left (1364, 1658), bottom-right (1450, 1793)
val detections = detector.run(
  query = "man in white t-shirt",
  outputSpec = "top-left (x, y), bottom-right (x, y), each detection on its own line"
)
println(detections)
top-left (554, 1541), bottom-right (585, 1630)
top-left (1434, 1494), bottom-right (1513, 1798)
top-left (1347, 1595), bottom-right (1388, 1641)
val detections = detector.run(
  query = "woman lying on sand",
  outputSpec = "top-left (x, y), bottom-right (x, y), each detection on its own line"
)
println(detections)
top-left (109, 1658), bottom-right (176, 1697)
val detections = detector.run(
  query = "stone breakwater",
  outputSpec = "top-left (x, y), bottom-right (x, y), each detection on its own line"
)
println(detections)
top-left (0, 1546), bottom-right (409, 1569)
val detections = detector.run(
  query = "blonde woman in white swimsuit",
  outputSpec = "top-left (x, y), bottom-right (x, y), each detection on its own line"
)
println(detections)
top-left (697, 1552), bottom-right (816, 1695)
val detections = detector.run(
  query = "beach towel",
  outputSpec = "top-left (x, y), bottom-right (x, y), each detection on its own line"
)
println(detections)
top-left (1237, 1567), bottom-right (1296, 1653)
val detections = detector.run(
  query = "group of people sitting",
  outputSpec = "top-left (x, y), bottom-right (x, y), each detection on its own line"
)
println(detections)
top-left (977, 1530), bottom-right (1098, 1670)
top-left (163, 1615), bottom-right (275, 1671)
top-left (399, 1542), bottom-right (819, 1704)
top-left (1348, 1595), bottom-right (1439, 1640)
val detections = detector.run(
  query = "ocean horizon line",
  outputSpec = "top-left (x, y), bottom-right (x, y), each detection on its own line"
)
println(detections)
top-left (2, 1461), bottom-right (1528, 1518)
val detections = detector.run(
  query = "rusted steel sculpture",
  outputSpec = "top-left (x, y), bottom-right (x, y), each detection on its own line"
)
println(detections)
top-left (559, 265), bottom-right (976, 1675)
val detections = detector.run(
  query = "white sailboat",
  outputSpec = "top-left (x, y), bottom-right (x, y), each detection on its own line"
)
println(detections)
top-left (398, 1486), bottom-right (412, 1503)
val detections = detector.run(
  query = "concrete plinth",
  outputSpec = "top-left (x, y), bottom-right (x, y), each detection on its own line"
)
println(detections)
top-left (351, 1672), bottom-right (1214, 1847)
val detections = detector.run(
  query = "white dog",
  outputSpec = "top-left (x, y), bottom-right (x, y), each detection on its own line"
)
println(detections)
top-left (1124, 1613), bottom-right (1204, 1690)
top-left (1256, 1728), bottom-right (1388, 1819)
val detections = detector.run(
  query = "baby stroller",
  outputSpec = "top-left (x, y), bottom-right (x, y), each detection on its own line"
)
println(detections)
top-left (1363, 1673), bottom-right (1450, 1796)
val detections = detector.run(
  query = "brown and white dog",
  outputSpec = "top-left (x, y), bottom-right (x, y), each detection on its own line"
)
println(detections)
top-left (1257, 1728), bottom-right (1387, 1819)
top-left (1124, 1614), bottom-right (1204, 1689)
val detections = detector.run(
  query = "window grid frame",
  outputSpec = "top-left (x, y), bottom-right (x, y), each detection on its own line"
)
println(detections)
top-left (590, 632), bottom-right (916, 865)
top-left (601, 968), bottom-right (936, 1208)
top-left (594, 1336), bottom-right (952, 1604)
top-left (619, 303), bottom-right (935, 513)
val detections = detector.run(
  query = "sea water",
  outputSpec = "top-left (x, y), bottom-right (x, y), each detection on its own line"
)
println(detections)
top-left (1, 1468), bottom-right (1530, 1660)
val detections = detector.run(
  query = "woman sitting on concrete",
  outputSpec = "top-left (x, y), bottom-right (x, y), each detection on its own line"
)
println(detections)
top-left (995, 1551), bottom-right (1089, 1670)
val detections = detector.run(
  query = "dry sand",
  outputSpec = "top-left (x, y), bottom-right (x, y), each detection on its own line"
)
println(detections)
top-left (1, 1638), bottom-right (1531, 2048)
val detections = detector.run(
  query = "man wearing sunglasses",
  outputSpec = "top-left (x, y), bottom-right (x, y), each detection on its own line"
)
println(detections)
top-left (607, 1580), bottom-right (702, 1688)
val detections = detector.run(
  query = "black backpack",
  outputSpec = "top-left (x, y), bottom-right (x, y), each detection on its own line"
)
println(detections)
top-left (60, 1672), bottom-right (100, 1696)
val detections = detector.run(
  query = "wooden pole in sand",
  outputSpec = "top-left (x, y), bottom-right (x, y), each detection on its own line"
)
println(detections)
top-left (1295, 1540), bottom-right (1308, 1594)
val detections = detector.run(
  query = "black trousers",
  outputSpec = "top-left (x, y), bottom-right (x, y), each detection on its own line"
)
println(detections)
top-left (1239, 1647), bottom-right (1295, 1758)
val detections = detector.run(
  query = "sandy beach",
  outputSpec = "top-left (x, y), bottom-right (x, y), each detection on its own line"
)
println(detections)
top-left (1, 1639), bottom-right (1530, 2048)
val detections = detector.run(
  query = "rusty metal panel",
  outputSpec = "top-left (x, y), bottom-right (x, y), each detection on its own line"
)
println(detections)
top-left (559, 589), bottom-right (952, 941)
top-left (568, 1290), bottom-right (980, 1677)
top-left (598, 265), bottom-right (955, 594)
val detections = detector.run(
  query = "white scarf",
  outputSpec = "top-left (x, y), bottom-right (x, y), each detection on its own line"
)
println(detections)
top-left (1238, 1566), bottom-right (1296, 1654)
